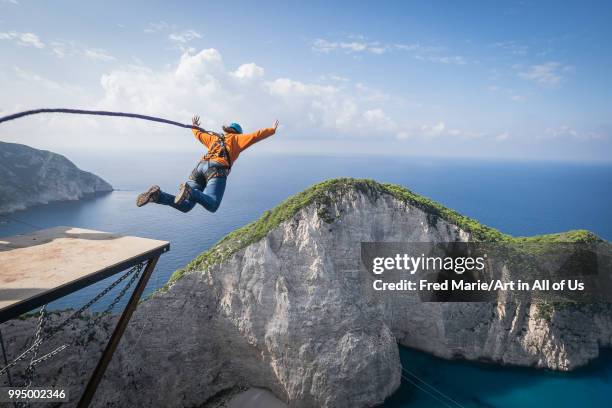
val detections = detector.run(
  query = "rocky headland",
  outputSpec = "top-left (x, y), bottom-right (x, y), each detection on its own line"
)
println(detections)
top-left (0, 141), bottom-right (112, 214)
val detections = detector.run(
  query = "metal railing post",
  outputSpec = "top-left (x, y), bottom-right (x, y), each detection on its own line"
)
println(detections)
top-left (77, 255), bottom-right (159, 407)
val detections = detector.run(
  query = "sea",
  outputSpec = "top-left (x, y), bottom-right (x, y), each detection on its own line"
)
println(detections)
top-left (1, 150), bottom-right (611, 408)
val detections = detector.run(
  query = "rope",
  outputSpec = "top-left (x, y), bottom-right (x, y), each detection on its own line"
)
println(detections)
top-left (401, 366), bottom-right (464, 408)
top-left (0, 108), bottom-right (219, 135)
top-left (401, 373), bottom-right (456, 408)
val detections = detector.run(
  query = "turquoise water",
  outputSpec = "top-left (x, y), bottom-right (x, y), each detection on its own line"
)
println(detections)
top-left (1, 152), bottom-right (611, 407)
top-left (385, 348), bottom-right (612, 408)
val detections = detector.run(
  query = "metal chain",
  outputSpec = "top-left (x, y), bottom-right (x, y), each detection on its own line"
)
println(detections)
top-left (16, 343), bottom-right (68, 408)
top-left (23, 306), bottom-right (47, 388)
top-left (82, 263), bottom-right (144, 340)
top-left (0, 262), bottom-right (144, 376)
top-left (29, 344), bottom-right (68, 368)
top-left (47, 263), bottom-right (144, 339)
top-left (95, 262), bottom-right (143, 323)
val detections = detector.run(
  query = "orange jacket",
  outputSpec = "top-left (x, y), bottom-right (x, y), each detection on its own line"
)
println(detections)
top-left (192, 127), bottom-right (276, 167)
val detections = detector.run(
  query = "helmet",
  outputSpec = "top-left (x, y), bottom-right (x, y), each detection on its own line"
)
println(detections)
top-left (228, 122), bottom-right (243, 134)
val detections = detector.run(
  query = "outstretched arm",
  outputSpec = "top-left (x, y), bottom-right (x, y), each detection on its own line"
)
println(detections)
top-left (191, 114), bottom-right (215, 147)
top-left (237, 120), bottom-right (279, 151)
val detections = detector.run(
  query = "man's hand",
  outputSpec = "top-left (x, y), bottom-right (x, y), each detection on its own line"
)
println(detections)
top-left (192, 115), bottom-right (200, 127)
top-left (272, 119), bottom-right (279, 130)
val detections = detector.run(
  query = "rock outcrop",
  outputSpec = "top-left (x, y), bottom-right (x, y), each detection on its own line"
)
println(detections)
top-left (0, 141), bottom-right (112, 214)
top-left (1, 179), bottom-right (609, 407)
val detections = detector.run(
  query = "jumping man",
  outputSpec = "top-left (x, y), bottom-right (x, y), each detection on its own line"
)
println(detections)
top-left (136, 116), bottom-right (279, 213)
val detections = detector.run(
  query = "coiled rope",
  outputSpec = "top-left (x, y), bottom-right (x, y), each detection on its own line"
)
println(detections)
top-left (0, 108), bottom-right (216, 135)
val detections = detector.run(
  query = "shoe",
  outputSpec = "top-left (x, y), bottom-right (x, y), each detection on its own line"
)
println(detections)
top-left (136, 185), bottom-right (160, 207)
top-left (174, 183), bottom-right (192, 204)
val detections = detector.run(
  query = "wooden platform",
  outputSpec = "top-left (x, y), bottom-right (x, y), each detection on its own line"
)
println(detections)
top-left (0, 226), bottom-right (169, 322)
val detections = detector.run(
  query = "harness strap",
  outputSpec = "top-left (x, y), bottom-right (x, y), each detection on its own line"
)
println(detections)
top-left (204, 131), bottom-right (232, 169)
top-left (219, 134), bottom-right (233, 169)
top-left (203, 165), bottom-right (228, 183)
top-left (189, 160), bottom-right (229, 185)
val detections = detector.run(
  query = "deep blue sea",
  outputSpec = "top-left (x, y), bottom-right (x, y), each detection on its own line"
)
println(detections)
top-left (1, 151), bottom-right (611, 407)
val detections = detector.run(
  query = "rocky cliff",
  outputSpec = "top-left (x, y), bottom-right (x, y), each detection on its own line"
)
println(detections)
top-left (1, 178), bottom-right (610, 407)
top-left (0, 141), bottom-right (112, 214)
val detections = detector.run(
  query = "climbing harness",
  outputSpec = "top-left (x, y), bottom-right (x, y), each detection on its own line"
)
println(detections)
top-left (204, 132), bottom-right (233, 169)
top-left (204, 164), bottom-right (229, 182)
top-left (189, 161), bottom-right (229, 186)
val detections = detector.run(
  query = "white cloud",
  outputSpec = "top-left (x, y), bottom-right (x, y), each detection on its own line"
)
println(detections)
top-left (414, 122), bottom-right (487, 140)
top-left (168, 29), bottom-right (201, 43)
top-left (415, 54), bottom-right (466, 65)
top-left (48, 41), bottom-right (115, 61)
top-left (487, 84), bottom-right (526, 102)
top-left (1, 0), bottom-right (19, 5)
top-left (144, 21), bottom-right (170, 34)
top-left (311, 35), bottom-right (448, 58)
top-left (50, 41), bottom-right (70, 58)
top-left (17, 32), bottom-right (43, 48)
top-left (13, 66), bottom-right (62, 90)
top-left (88, 48), bottom-right (423, 141)
top-left (517, 62), bottom-right (567, 86)
top-left (544, 126), bottom-right (601, 140)
top-left (0, 31), bottom-right (44, 48)
top-left (232, 63), bottom-right (264, 79)
top-left (0, 33), bottom-right (111, 62)
top-left (363, 108), bottom-right (395, 130)
top-left (88, 48), bottom-right (497, 146)
top-left (312, 38), bottom-right (356, 53)
top-left (393, 43), bottom-right (420, 52)
top-left (420, 121), bottom-right (446, 137)
top-left (492, 41), bottom-right (528, 56)
top-left (312, 36), bottom-right (467, 65)
top-left (313, 38), bottom-right (393, 54)
top-left (3, 68), bottom-right (92, 138)
top-left (83, 48), bottom-right (115, 62)
top-left (363, 108), bottom-right (387, 122)
top-left (495, 132), bottom-right (510, 141)
top-left (1, 46), bottom-right (518, 154)
top-left (319, 74), bottom-right (349, 83)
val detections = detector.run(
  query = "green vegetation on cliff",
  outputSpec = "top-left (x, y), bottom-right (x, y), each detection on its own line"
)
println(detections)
top-left (161, 178), bottom-right (601, 291)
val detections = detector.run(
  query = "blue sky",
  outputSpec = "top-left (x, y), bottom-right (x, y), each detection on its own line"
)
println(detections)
top-left (0, 0), bottom-right (610, 161)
